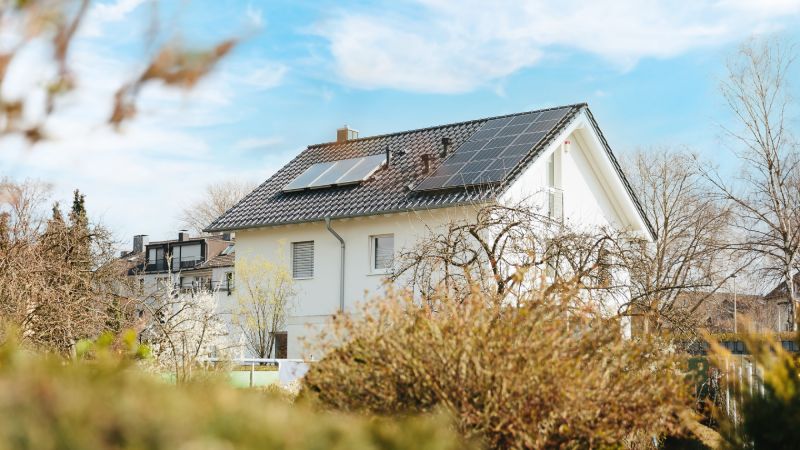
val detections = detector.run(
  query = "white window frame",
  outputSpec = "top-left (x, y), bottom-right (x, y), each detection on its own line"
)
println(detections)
top-left (369, 234), bottom-right (394, 275)
top-left (291, 241), bottom-right (315, 279)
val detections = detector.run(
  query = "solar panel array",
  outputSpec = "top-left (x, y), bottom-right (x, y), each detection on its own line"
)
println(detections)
top-left (283, 154), bottom-right (386, 192)
top-left (414, 107), bottom-right (571, 191)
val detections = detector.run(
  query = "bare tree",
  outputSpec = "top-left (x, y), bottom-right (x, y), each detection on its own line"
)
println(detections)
top-left (618, 148), bottom-right (736, 335)
top-left (705, 38), bottom-right (800, 331)
top-left (233, 256), bottom-right (293, 358)
top-left (393, 200), bottom-right (626, 310)
top-left (0, 178), bottom-right (137, 353)
top-left (0, 1), bottom-right (237, 143)
top-left (179, 179), bottom-right (255, 235)
top-left (138, 263), bottom-right (227, 383)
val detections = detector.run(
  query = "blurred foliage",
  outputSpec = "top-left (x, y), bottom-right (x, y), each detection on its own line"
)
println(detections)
top-left (302, 285), bottom-right (694, 449)
top-left (0, 329), bottom-right (469, 450)
top-left (709, 332), bottom-right (800, 449)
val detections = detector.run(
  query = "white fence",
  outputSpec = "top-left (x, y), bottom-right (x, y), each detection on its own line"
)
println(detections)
top-left (202, 357), bottom-right (311, 387)
top-left (712, 355), bottom-right (764, 428)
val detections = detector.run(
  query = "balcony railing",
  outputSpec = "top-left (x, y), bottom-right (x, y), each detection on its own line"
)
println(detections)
top-left (146, 259), bottom-right (167, 272)
top-left (145, 256), bottom-right (204, 272)
top-left (177, 280), bottom-right (235, 293)
top-left (177, 256), bottom-right (203, 270)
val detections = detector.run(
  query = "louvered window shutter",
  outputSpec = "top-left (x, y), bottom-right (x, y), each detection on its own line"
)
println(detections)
top-left (292, 241), bottom-right (314, 278)
top-left (373, 235), bottom-right (394, 270)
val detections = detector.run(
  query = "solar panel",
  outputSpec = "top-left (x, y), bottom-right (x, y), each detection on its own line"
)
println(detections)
top-left (283, 154), bottom-right (386, 192)
top-left (414, 107), bottom-right (571, 192)
top-left (308, 157), bottom-right (362, 188)
top-left (283, 161), bottom-right (336, 192)
top-left (339, 154), bottom-right (387, 184)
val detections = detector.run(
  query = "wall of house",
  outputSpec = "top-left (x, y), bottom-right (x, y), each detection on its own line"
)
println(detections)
top-left (235, 116), bottom-right (650, 358)
top-left (234, 206), bottom-right (480, 359)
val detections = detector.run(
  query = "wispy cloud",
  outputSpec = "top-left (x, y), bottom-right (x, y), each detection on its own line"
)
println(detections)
top-left (228, 59), bottom-right (288, 90)
top-left (314, 0), bottom-right (800, 93)
top-left (0, 2), bottom-right (292, 245)
top-left (233, 136), bottom-right (284, 152)
top-left (81, 0), bottom-right (147, 38)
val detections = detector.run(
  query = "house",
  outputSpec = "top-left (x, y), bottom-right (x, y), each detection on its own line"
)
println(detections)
top-left (206, 103), bottom-right (654, 359)
top-left (120, 232), bottom-right (236, 294)
top-left (118, 232), bottom-right (238, 344)
top-left (765, 273), bottom-right (800, 331)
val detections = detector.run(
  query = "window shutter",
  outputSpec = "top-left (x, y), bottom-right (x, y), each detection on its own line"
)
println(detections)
top-left (292, 241), bottom-right (314, 278)
top-left (373, 235), bottom-right (394, 270)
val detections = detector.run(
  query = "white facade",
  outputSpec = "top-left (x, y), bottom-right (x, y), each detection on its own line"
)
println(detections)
top-left (235, 111), bottom-right (651, 358)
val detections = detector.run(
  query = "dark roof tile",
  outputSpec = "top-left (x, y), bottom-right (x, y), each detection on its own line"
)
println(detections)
top-left (207, 103), bottom-right (653, 236)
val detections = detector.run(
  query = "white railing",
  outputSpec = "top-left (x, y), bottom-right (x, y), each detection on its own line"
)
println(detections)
top-left (202, 357), bottom-right (311, 387)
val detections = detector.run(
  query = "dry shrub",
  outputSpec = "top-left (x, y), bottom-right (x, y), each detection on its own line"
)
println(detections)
top-left (302, 285), bottom-right (693, 449)
top-left (0, 331), bottom-right (469, 450)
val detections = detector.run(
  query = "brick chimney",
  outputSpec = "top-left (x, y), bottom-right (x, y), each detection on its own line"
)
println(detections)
top-left (133, 235), bottom-right (149, 253)
top-left (336, 125), bottom-right (358, 143)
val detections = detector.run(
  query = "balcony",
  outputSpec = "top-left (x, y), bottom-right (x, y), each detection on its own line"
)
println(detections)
top-left (176, 256), bottom-right (204, 270)
top-left (145, 256), bottom-right (204, 272)
top-left (177, 280), bottom-right (235, 293)
top-left (145, 259), bottom-right (166, 272)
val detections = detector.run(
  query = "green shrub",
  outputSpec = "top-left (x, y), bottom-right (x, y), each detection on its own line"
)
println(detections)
top-left (0, 332), bottom-right (469, 450)
top-left (302, 287), bottom-right (693, 449)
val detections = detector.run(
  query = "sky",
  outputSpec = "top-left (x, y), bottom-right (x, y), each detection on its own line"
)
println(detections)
top-left (2, 0), bottom-right (800, 249)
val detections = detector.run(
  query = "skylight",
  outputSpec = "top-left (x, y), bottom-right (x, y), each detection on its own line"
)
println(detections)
top-left (283, 154), bottom-right (386, 192)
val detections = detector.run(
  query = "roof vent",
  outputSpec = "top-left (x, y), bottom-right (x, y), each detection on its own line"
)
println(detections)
top-left (336, 125), bottom-right (358, 143)
top-left (440, 137), bottom-right (452, 157)
top-left (421, 154), bottom-right (432, 175)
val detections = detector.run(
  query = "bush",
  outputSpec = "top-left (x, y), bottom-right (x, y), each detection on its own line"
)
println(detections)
top-left (0, 332), bottom-right (469, 450)
top-left (302, 287), bottom-right (693, 449)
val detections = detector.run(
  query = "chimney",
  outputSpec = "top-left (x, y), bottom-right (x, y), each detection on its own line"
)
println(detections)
top-left (421, 154), bottom-right (432, 175)
top-left (440, 137), bottom-right (452, 157)
top-left (133, 235), bottom-right (148, 253)
top-left (336, 125), bottom-right (358, 143)
top-left (178, 230), bottom-right (188, 242)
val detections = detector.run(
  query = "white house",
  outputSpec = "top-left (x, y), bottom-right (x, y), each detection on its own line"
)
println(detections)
top-left (206, 104), bottom-right (654, 358)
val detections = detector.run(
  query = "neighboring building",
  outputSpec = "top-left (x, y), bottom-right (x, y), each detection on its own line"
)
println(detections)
top-left (118, 232), bottom-right (238, 347)
top-left (765, 273), bottom-right (800, 331)
top-left (681, 291), bottom-right (780, 334)
top-left (206, 103), bottom-right (655, 358)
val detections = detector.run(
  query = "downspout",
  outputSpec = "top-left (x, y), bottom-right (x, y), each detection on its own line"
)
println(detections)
top-left (325, 217), bottom-right (345, 313)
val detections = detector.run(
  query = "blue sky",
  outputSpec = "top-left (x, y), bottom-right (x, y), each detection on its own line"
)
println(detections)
top-left (2, 0), bottom-right (800, 248)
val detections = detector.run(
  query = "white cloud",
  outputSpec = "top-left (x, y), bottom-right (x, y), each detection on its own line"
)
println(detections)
top-left (82, 0), bottom-right (147, 38)
top-left (233, 136), bottom-right (284, 152)
top-left (245, 4), bottom-right (265, 28)
top-left (315, 0), bottom-right (800, 93)
top-left (228, 60), bottom-right (288, 90)
top-left (0, 3), bottom-right (289, 247)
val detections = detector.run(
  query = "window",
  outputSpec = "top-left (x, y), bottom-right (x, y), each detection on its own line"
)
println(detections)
top-left (371, 234), bottom-right (394, 272)
top-left (225, 272), bottom-right (234, 295)
top-left (147, 248), bottom-right (165, 270)
top-left (272, 332), bottom-right (288, 358)
top-left (292, 241), bottom-right (314, 279)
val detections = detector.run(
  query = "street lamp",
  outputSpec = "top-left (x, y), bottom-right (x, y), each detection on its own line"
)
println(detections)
top-left (732, 274), bottom-right (738, 334)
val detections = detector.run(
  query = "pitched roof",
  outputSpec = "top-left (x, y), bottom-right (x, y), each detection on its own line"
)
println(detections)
top-left (207, 103), bottom-right (652, 235)
top-left (197, 252), bottom-right (235, 269)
